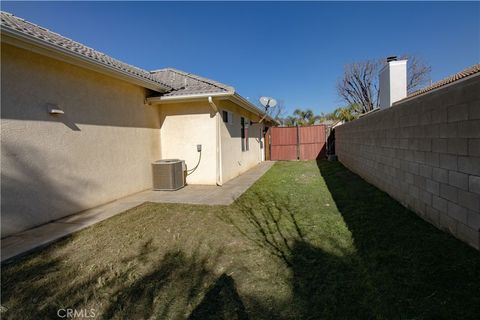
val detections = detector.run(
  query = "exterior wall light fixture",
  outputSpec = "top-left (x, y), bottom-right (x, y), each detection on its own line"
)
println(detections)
top-left (47, 103), bottom-right (64, 115)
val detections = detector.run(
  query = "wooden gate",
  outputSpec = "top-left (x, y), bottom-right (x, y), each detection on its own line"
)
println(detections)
top-left (268, 125), bottom-right (326, 160)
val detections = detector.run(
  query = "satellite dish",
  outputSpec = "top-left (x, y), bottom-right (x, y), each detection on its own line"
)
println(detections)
top-left (259, 96), bottom-right (277, 108)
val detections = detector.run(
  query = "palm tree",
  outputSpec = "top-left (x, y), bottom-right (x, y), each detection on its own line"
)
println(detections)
top-left (293, 108), bottom-right (318, 126)
top-left (327, 104), bottom-right (360, 122)
top-left (283, 116), bottom-right (297, 126)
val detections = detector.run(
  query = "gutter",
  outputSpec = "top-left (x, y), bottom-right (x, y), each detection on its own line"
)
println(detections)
top-left (1, 28), bottom-right (171, 93)
top-left (230, 93), bottom-right (277, 123)
top-left (208, 96), bottom-right (223, 186)
top-left (146, 92), bottom-right (277, 124)
top-left (147, 92), bottom-right (232, 104)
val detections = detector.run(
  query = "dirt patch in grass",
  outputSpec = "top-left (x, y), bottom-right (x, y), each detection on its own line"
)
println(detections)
top-left (2, 161), bottom-right (480, 319)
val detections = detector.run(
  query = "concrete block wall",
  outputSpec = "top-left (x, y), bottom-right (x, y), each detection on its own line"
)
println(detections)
top-left (336, 75), bottom-right (480, 249)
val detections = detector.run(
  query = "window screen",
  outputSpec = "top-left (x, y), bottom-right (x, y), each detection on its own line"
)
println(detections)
top-left (223, 111), bottom-right (233, 124)
top-left (241, 117), bottom-right (249, 151)
top-left (241, 117), bottom-right (245, 151)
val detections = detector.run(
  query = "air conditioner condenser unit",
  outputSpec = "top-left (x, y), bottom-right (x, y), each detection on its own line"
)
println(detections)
top-left (152, 159), bottom-right (186, 191)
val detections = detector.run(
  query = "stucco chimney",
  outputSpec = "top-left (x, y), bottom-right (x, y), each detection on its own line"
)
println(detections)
top-left (379, 56), bottom-right (407, 109)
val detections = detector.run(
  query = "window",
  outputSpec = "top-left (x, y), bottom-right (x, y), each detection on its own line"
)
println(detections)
top-left (245, 119), bottom-right (249, 151)
top-left (241, 117), bottom-right (249, 151)
top-left (222, 110), bottom-right (233, 125)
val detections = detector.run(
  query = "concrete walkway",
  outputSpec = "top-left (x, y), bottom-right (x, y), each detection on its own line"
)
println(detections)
top-left (1, 161), bottom-right (274, 262)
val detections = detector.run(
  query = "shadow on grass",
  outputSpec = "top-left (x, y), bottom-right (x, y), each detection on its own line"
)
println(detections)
top-left (316, 160), bottom-right (480, 319)
top-left (224, 190), bottom-right (375, 319)
top-left (1, 237), bottom-right (111, 319)
top-left (1, 237), bottom-right (249, 320)
top-left (103, 248), bottom-right (220, 320)
top-left (225, 191), bottom-right (306, 266)
top-left (223, 161), bottom-right (480, 319)
top-left (189, 274), bottom-right (249, 320)
top-left (2, 161), bottom-right (480, 319)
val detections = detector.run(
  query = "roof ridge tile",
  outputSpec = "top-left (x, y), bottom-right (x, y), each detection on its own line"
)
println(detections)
top-left (408, 63), bottom-right (480, 98)
top-left (150, 68), bottom-right (235, 97)
top-left (0, 11), bottom-right (173, 90)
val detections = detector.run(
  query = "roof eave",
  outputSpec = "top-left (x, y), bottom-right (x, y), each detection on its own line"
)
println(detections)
top-left (146, 91), bottom-right (277, 124)
top-left (1, 27), bottom-right (170, 93)
top-left (146, 91), bottom-right (233, 104)
top-left (393, 72), bottom-right (480, 106)
top-left (229, 93), bottom-right (277, 124)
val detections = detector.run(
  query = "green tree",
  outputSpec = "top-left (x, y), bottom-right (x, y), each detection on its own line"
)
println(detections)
top-left (282, 116), bottom-right (297, 126)
top-left (324, 104), bottom-right (359, 122)
top-left (293, 108), bottom-right (319, 126)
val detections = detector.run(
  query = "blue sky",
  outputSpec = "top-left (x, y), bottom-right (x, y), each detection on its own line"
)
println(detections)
top-left (2, 1), bottom-right (479, 116)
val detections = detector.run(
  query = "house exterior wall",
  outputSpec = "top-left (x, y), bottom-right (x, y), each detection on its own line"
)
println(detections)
top-left (1, 44), bottom-right (162, 237)
top-left (158, 102), bottom-right (217, 185)
top-left (218, 100), bottom-right (264, 183)
top-left (158, 99), bottom-right (265, 185)
top-left (336, 75), bottom-right (480, 249)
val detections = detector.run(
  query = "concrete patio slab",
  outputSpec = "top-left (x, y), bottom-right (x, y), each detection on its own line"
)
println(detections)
top-left (1, 161), bottom-right (274, 262)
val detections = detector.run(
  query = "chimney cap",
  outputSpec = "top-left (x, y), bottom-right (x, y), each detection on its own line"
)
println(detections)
top-left (387, 56), bottom-right (398, 63)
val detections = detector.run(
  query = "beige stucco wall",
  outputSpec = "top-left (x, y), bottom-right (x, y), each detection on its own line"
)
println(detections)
top-left (158, 99), bottom-right (265, 185)
top-left (218, 100), bottom-right (264, 183)
top-left (158, 102), bottom-right (217, 185)
top-left (1, 44), bottom-right (162, 237)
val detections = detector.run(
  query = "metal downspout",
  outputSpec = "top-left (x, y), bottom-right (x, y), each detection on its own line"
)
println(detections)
top-left (208, 96), bottom-right (223, 186)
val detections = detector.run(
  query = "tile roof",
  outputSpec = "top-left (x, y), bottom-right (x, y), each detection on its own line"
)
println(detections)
top-left (150, 68), bottom-right (235, 97)
top-left (407, 63), bottom-right (480, 98)
top-left (0, 11), bottom-right (172, 91)
top-left (1, 11), bottom-right (272, 121)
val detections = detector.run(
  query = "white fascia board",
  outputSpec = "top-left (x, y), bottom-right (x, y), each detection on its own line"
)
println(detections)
top-left (1, 28), bottom-right (170, 93)
top-left (229, 93), bottom-right (277, 124)
top-left (146, 92), bottom-right (233, 104)
top-left (146, 89), bottom-right (277, 125)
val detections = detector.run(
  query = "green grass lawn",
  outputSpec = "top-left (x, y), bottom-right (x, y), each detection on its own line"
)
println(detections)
top-left (2, 161), bottom-right (480, 319)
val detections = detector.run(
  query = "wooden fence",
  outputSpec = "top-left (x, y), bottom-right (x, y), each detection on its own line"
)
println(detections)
top-left (267, 125), bottom-right (326, 160)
